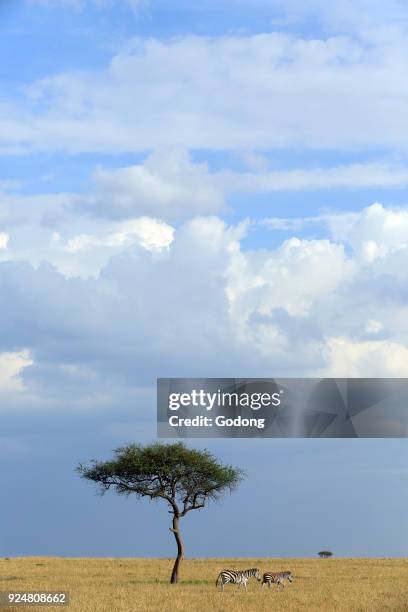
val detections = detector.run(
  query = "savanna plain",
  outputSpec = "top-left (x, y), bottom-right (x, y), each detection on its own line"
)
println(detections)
top-left (1, 557), bottom-right (407, 611)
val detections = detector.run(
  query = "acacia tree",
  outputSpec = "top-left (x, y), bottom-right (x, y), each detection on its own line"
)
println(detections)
top-left (76, 442), bottom-right (244, 583)
top-left (318, 551), bottom-right (333, 558)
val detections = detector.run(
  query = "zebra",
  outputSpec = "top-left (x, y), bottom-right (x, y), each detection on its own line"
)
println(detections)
top-left (262, 570), bottom-right (294, 589)
top-left (216, 568), bottom-right (261, 591)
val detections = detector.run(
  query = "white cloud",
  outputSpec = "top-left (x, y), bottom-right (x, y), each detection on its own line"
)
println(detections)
top-left (344, 203), bottom-right (408, 263)
top-left (0, 232), bottom-right (9, 249)
top-left (64, 217), bottom-right (174, 254)
top-left (227, 237), bottom-right (350, 322)
top-left (86, 149), bottom-right (225, 221)
top-left (324, 337), bottom-right (408, 377)
top-left (365, 319), bottom-right (383, 335)
top-left (3, 158), bottom-right (408, 251)
top-left (118, 217), bottom-right (174, 252)
top-left (0, 350), bottom-right (33, 392)
top-left (5, 30), bottom-right (408, 154)
top-left (264, 203), bottom-right (408, 265)
top-left (71, 153), bottom-right (408, 225)
top-left (221, 163), bottom-right (408, 193)
top-left (0, 199), bottom-right (408, 411)
top-left (265, 0), bottom-right (408, 33)
top-left (0, 181), bottom-right (177, 276)
top-left (0, 203), bottom-right (407, 404)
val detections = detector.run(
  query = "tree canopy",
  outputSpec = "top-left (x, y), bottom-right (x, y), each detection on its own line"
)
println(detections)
top-left (318, 550), bottom-right (333, 558)
top-left (77, 442), bottom-right (244, 582)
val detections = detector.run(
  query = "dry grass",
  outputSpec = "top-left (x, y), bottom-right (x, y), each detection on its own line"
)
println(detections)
top-left (1, 557), bottom-right (408, 611)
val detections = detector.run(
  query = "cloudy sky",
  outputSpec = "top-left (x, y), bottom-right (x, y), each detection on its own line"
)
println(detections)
top-left (1, 0), bottom-right (408, 558)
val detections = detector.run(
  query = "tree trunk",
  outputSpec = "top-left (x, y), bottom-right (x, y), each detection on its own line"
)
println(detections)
top-left (170, 514), bottom-right (184, 584)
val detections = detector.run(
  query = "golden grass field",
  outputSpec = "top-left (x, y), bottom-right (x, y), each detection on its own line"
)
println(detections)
top-left (1, 557), bottom-right (408, 611)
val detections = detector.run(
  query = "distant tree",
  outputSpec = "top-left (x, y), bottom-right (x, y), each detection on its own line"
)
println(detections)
top-left (318, 551), bottom-right (333, 558)
top-left (77, 442), bottom-right (244, 584)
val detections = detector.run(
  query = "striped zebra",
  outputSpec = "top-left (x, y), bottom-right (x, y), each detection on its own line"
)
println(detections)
top-left (262, 570), bottom-right (294, 589)
top-left (216, 568), bottom-right (261, 591)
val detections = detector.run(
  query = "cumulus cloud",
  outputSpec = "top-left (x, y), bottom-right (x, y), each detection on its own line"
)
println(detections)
top-left (324, 337), bottom-right (408, 377)
top-left (0, 232), bottom-right (9, 249)
top-left (0, 350), bottom-right (33, 392)
top-left (1, 203), bottom-right (408, 414)
top-left (264, 203), bottom-right (408, 261)
top-left (227, 237), bottom-right (351, 320)
top-left (365, 319), bottom-right (383, 335)
top-left (342, 203), bottom-right (408, 263)
top-left (0, 181), bottom-right (176, 276)
top-left (85, 149), bottom-right (225, 221)
top-left (64, 217), bottom-right (174, 254)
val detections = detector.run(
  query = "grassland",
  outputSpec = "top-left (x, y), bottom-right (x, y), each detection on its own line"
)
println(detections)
top-left (0, 557), bottom-right (408, 611)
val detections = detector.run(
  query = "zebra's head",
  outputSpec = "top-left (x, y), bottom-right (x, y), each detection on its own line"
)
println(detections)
top-left (254, 569), bottom-right (261, 581)
top-left (285, 571), bottom-right (294, 582)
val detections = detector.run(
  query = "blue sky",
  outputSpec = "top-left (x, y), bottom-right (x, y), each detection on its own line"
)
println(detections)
top-left (1, 0), bottom-right (408, 558)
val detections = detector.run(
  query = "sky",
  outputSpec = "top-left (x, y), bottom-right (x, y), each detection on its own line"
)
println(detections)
top-left (1, 0), bottom-right (408, 558)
